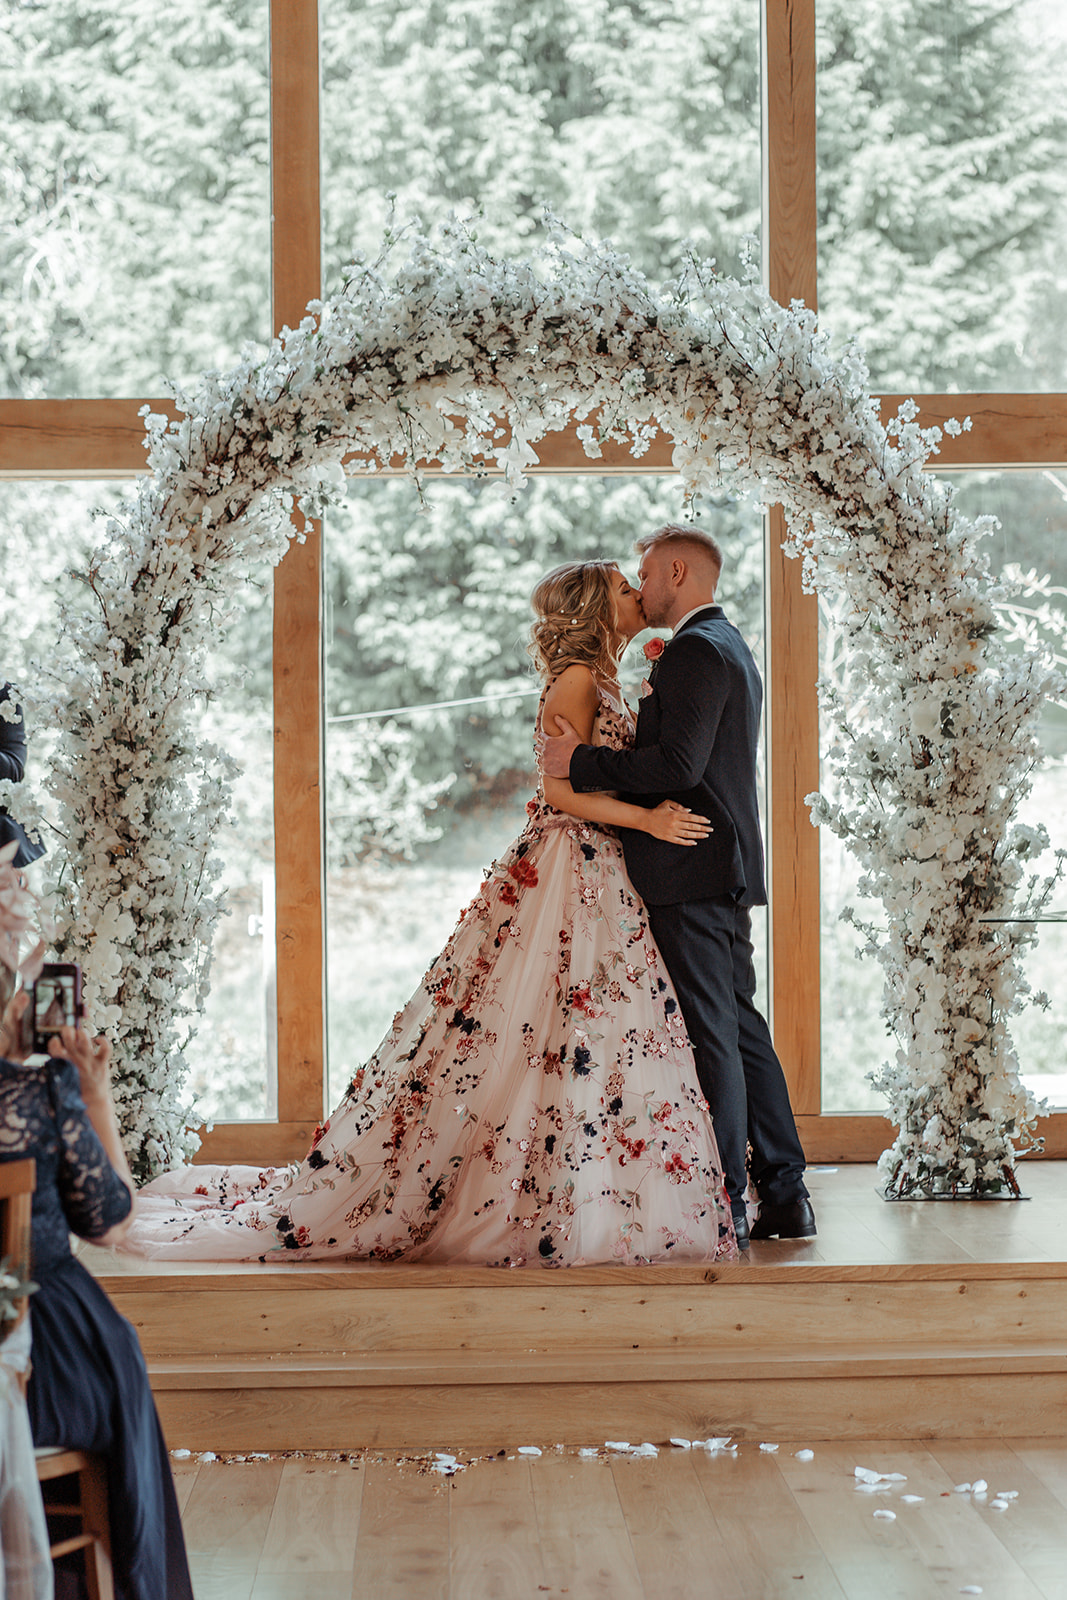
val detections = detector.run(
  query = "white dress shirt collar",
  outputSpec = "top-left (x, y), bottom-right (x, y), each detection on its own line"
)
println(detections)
top-left (671, 601), bottom-right (720, 635)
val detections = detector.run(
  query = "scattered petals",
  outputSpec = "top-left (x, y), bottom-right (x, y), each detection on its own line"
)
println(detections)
top-left (855, 1466), bottom-right (904, 1485)
top-left (517, 1446), bottom-right (542, 1457)
top-left (670, 1439), bottom-right (693, 1449)
top-left (900, 1494), bottom-right (925, 1505)
top-left (759, 1443), bottom-right (779, 1453)
top-left (794, 1449), bottom-right (815, 1461)
top-left (873, 1509), bottom-right (896, 1521)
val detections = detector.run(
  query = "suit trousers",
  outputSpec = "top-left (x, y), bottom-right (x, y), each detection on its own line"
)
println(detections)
top-left (647, 897), bottom-right (808, 1211)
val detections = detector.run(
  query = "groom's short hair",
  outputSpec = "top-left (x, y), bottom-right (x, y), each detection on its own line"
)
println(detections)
top-left (635, 523), bottom-right (724, 578)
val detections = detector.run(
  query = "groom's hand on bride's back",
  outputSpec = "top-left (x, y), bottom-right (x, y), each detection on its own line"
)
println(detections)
top-left (537, 715), bottom-right (582, 778)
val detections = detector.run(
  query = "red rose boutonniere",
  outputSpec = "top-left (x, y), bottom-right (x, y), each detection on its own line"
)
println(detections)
top-left (643, 637), bottom-right (666, 663)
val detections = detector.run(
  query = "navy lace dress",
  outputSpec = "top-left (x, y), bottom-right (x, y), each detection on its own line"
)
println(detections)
top-left (0, 1056), bottom-right (193, 1600)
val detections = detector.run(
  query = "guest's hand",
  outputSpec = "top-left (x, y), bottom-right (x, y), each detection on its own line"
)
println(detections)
top-left (645, 800), bottom-right (713, 845)
top-left (48, 1024), bottom-right (134, 1210)
top-left (49, 1024), bottom-right (112, 1107)
top-left (537, 715), bottom-right (582, 779)
top-left (0, 989), bottom-right (29, 1063)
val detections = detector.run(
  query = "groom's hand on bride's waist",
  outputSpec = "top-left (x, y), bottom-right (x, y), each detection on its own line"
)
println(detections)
top-left (537, 715), bottom-right (583, 778)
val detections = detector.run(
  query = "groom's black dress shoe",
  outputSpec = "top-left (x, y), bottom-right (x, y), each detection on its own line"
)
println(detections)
top-left (731, 1209), bottom-right (750, 1250)
top-left (749, 1198), bottom-right (817, 1240)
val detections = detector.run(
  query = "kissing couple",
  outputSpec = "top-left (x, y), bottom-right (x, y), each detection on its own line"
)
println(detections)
top-left (123, 523), bottom-right (813, 1264)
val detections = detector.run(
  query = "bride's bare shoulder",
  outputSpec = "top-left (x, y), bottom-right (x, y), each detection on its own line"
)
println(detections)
top-left (540, 664), bottom-right (600, 736)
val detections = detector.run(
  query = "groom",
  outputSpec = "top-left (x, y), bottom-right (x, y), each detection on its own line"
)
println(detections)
top-left (538, 524), bottom-right (813, 1248)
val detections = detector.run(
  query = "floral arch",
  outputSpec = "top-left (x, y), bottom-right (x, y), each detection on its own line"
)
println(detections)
top-left (43, 222), bottom-right (1055, 1193)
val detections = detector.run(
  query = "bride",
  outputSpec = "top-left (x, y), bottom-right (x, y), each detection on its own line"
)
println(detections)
top-left (123, 560), bottom-right (737, 1265)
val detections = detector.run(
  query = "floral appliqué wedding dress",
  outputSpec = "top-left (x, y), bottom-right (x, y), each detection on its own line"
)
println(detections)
top-left (126, 684), bottom-right (737, 1265)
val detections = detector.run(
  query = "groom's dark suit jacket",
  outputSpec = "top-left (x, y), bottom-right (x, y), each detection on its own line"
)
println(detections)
top-left (568, 606), bottom-right (767, 908)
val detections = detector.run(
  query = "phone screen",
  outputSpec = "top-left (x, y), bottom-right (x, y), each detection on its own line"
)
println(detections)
top-left (31, 966), bottom-right (81, 1051)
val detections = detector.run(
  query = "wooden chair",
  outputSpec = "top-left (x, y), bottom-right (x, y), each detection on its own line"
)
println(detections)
top-left (1, 1158), bottom-right (115, 1600)
top-left (34, 1448), bottom-right (114, 1600)
top-left (0, 1157), bottom-right (34, 1340)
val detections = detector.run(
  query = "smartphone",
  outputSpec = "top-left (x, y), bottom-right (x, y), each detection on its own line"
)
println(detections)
top-left (26, 963), bottom-right (83, 1054)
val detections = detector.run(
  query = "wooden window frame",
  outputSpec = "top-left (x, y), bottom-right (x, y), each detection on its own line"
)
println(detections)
top-left (1, 0), bottom-right (1064, 1164)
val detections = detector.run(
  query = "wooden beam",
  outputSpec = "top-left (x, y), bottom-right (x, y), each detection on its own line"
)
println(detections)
top-left (875, 394), bottom-right (1067, 470)
top-left (4, 394), bottom-right (1067, 479)
top-left (193, 1121), bottom-right (318, 1166)
top-left (762, 0), bottom-right (821, 1112)
top-left (796, 1112), bottom-right (1067, 1164)
top-left (271, 0), bottom-right (325, 1127)
top-left (0, 399), bottom-right (174, 477)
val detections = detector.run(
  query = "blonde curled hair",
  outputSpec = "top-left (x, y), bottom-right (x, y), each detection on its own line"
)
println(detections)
top-left (528, 561), bottom-right (623, 683)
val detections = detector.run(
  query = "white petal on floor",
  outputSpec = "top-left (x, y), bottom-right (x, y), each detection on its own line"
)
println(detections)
top-left (703, 1438), bottom-right (733, 1451)
top-left (989, 1498), bottom-right (1010, 1511)
top-left (960, 1588), bottom-right (983, 1595)
top-left (171, 1449), bottom-right (191, 1459)
top-left (606, 1441), bottom-right (632, 1452)
top-left (995, 1490), bottom-right (1019, 1499)
top-left (900, 1495), bottom-right (925, 1505)
top-left (670, 1439), bottom-right (693, 1449)
top-left (518, 1447), bottom-right (542, 1457)
top-left (759, 1443), bottom-right (779, 1453)
top-left (632, 1444), bottom-right (658, 1457)
top-left (578, 1448), bottom-right (600, 1458)
top-left (953, 1482), bottom-right (972, 1493)
top-left (199, 1452), bottom-right (217, 1462)
top-left (794, 1450), bottom-right (815, 1461)
top-left (971, 1479), bottom-right (988, 1494)
top-left (873, 1509), bottom-right (896, 1521)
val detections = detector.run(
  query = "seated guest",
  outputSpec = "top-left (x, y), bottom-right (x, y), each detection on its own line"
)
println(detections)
top-left (0, 843), bottom-right (193, 1600)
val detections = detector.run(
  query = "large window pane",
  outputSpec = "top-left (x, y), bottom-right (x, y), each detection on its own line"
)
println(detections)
top-left (320, 0), bottom-right (760, 289)
top-left (817, 0), bottom-right (1067, 392)
top-left (821, 470), bottom-right (1067, 1112)
top-left (0, 0), bottom-right (270, 396)
top-left (324, 476), bottom-right (766, 1108)
top-left (188, 564), bottom-right (277, 1122)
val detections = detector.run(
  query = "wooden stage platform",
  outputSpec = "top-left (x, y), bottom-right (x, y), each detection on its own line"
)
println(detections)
top-left (81, 1163), bottom-right (1067, 1454)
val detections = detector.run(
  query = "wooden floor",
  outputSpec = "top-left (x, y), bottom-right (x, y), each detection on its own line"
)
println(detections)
top-left (83, 1162), bottom-right (1067, 1450)
top-left (172, 1436), bottom-right (1067, 1600)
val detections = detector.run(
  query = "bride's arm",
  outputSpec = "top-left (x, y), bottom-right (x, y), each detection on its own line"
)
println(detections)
top-left (539, 668), bottom-right (711, 846)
